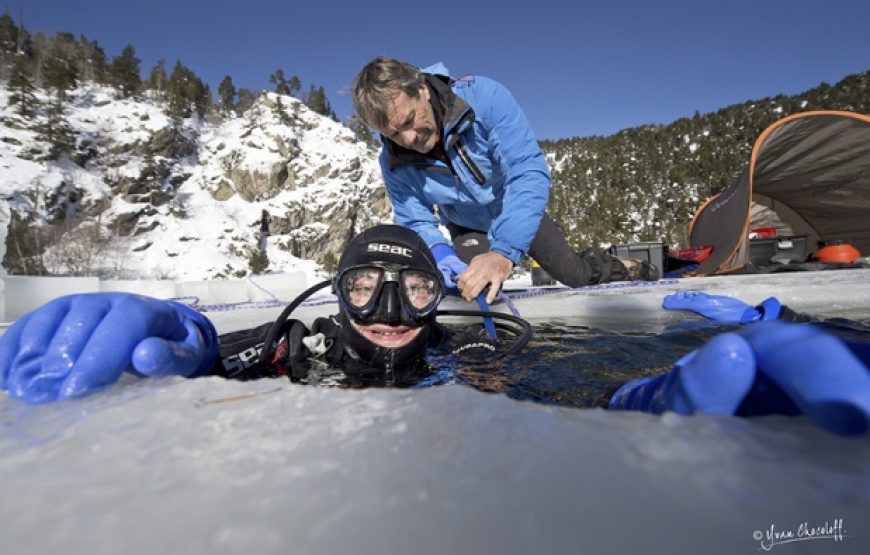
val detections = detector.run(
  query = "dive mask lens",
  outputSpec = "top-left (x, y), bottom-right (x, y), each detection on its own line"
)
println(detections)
top-left (340, 267), bottom-right (384, 313)
top-left (401, 269), bottom-right (441, 316)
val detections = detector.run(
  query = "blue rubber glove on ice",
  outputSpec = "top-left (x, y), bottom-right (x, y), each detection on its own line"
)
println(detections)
top-left (0, 293), bottom-right (219, 403)
top-left (663, 291), bottom-right (782, 323)
top-left (609, 322), bottom-right (870, 435)
top-left (431, 243), bottom-right (468, 292)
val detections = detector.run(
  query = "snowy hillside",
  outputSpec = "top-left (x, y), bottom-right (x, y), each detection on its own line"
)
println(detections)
top-left (0, 84), bottom-right (390, 281)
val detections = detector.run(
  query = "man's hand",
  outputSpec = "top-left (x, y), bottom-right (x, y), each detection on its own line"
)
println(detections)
top-left (456, 252), bottom-right (513, 303)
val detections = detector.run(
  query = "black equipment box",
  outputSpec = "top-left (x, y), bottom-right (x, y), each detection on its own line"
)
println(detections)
top-left (607, 242), bottom-right (665, 275)
top-left (749, 236), bottom-right (808, 266)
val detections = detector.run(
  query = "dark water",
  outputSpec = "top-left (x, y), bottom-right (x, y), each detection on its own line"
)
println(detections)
top-left (441, 321), bottom-right (727, 408)
top-left (306, 316), bottom-right (870, 410)
top-left (434, 316), bottom-right (870, 409)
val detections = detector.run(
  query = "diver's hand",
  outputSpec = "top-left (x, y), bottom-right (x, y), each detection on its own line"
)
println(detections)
top-left (608, 332), bottom-right (756, 414)
top-left (456, 251), bottom-right (513, 304)
top-left (610, 322), bottom-right (870, 435)
top-left (0, 293), bottom-right (219, 403)
top-left (431, 243), bottom-right (468, 292)
top-left (663, 291), bottom-right (781, 323)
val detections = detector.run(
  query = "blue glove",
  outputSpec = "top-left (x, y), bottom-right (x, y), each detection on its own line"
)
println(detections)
top-left (609, 322), bottom-right (870, 435)
top-left (663, 291), bottom-right (782, 323)
top-left (0, 293), bottom-right (219, 403)
top-left (431, 243), bottom-right (468, 291)
top-left (608, 333), bottom-right (756, 415)
top-left (737, 322), bottom-right (870, 435)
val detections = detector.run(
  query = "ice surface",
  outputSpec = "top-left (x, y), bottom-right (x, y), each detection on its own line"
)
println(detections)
top-left (2, 272), bottom-right (870, 555)
top-left (2, 276), bottom-right (100, 321)
top-left (2, 355), bottom-right (869, 555)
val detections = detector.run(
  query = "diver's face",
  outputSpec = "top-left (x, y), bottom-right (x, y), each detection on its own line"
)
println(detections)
top-left (379, 84), bottom-right (438, 154)
top-left (347, 272), bottom-right (425, 349)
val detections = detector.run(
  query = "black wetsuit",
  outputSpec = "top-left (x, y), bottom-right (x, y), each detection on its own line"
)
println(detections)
top-left (209, 316), bottom-right (499, 387)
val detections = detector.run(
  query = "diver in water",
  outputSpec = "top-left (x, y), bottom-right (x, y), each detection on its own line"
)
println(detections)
top-left (0, 224), bottom-right (530, 403)
top-left (219, 223), bottom-right (529, 387)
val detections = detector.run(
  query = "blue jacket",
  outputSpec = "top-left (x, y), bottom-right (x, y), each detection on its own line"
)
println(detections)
top-left (379, 65), bottom-right (551, 264)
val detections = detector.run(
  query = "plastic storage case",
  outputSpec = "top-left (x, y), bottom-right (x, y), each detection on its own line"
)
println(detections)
top-left (749, 236), bottom-right (808, 266)
top-left (606, 242), bottom-right (665, 275)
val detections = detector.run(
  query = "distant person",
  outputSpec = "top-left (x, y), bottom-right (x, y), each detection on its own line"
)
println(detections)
top-left (351, 57), bottom-right (658, 305)
top-left (259, 209), bottom-right (271, 235)
top-left (258, 209), bottom-right (271, 251)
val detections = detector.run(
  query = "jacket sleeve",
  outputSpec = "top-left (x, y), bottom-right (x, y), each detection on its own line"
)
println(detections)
top-left (379, 152), bottom-right (449, 248)
top-left (475, 78), bottom-right (551, 263)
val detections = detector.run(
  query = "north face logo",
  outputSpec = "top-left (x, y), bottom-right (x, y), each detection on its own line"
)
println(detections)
top-left (460, 238), bottom-right (480, 247)
top-left (367, 243), bottom-right (413, 257)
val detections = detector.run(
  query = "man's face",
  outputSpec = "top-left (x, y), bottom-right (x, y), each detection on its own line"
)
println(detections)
top-left (379, 83), bottom-right (438, 154)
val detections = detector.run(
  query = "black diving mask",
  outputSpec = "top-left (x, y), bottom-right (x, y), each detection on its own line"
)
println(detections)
top-left (334, 264), bottom-right (443, 324)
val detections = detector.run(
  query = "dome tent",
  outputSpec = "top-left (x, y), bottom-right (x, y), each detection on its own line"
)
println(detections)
top-left (688, 110), bottom-right (870, 275)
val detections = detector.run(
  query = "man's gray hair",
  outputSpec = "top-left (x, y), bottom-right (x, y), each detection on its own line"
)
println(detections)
top-left (352, 57), bottom-right (424, 129)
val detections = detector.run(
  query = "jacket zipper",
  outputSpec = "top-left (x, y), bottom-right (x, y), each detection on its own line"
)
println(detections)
top-left (454, 142), bottom-right (486, 185)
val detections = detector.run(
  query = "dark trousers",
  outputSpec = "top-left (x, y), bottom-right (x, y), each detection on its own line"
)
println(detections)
top-left (446, 213), bottom-right (627, 287)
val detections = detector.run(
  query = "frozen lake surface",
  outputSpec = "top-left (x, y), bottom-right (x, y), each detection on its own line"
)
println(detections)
top-left (2, 374), bottom-right (869, 555)
top-left (2, 270), bottom-right (870, 554)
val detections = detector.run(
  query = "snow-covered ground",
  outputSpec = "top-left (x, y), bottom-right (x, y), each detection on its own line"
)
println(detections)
top-left (1, 85), bottom-right (384, 282)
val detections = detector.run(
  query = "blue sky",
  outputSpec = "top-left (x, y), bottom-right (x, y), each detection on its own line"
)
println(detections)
top-left (12, 0), bottom-right (870, 139)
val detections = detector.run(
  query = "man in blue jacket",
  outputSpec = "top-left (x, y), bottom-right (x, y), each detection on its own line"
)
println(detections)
top-left (351, 57), bottom-right (657, 305)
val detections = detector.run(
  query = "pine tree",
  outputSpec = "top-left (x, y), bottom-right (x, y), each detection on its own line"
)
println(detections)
top-left (269, 69), bottom-right (290, 95)
top-left (218, 75), bottom-right (236, 115)
top-left (0, 12), bottom-right (18, 78)
top-left (287, 75), bottom-right (301, 97)
top-left (236, 88), bottom-right (258, 113)
top-left (38, 96), bottom-right (76, 159)
top-left (0, 12), bottom-right (16, 52)
top-left (304, 85), bottom-right (336, 119)
top-left (147, 59), bottom-right (167, 91)
top-left (347, 112), bottom-right (378, 148)
top-left (85, 38), bottom-right (107, 83)
top-left (167, 60), bottom-right (209, 119)
top-left (8, 54), bottom-right (38, 117)
top-left (41, 35), bottom-right (79, 100)
top-left (107, 44), bottom-right (141, 97)
top-left (273, 94), bottom-right (289, 122)
top-left (318, 251), bottom-right (338, 274)
top-left (248, 247), bottom-right (269, 274)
